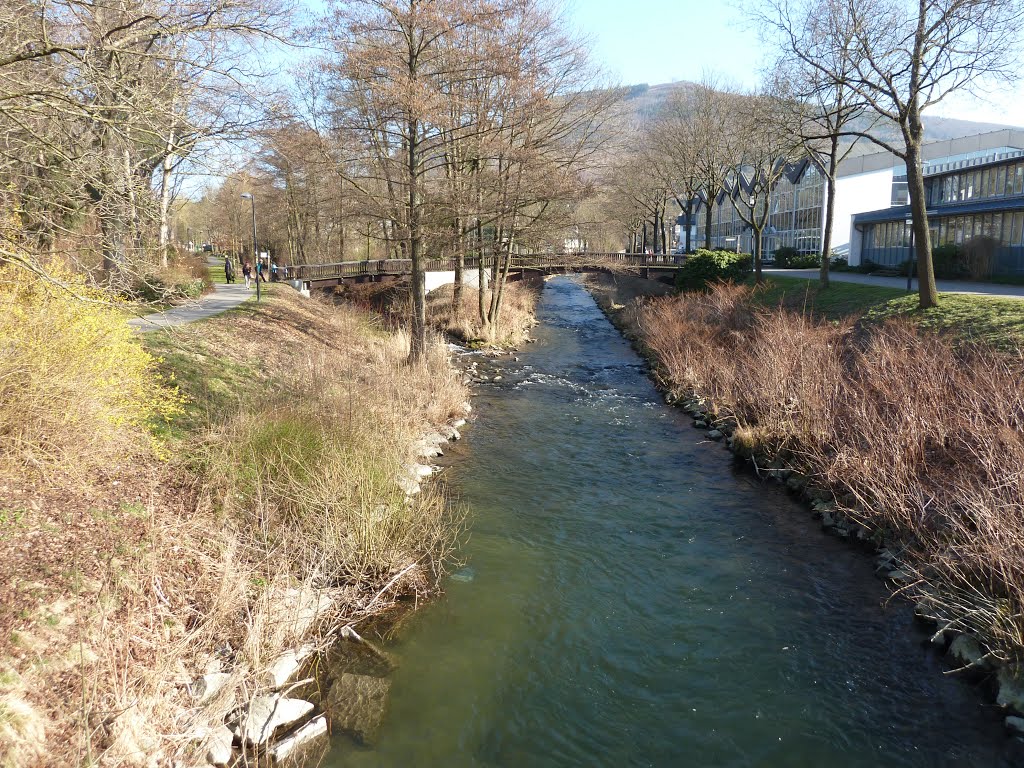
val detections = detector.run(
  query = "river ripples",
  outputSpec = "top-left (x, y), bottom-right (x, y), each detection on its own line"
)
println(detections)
top-left (323, 276), bottom-right (1021, 768)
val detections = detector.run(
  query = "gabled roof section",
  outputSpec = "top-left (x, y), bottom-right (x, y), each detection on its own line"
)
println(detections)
top-left (785, 158), bottom-right (810, 184)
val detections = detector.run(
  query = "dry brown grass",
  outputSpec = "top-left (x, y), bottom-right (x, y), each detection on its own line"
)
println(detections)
top-left (640, 282), bottom-right (1024, 663)
top-left (425, 280), bottom-right (540, 346)
top-left (0, 284), bottom-right (468, 766)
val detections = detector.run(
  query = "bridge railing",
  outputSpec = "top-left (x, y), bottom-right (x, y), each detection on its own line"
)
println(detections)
top-left (286, 252), bottom-right (683, 281)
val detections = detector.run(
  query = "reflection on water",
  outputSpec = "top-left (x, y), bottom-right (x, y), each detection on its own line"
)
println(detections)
top-left (321, 276), bottom-right (1019, 768)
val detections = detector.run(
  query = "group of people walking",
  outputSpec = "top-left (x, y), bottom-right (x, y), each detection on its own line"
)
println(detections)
top-left (223, 256), bottom-right (282, 289)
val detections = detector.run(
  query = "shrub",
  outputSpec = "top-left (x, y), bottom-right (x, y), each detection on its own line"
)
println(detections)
top-left (771, 246), bottom-right (799, 267)
top-left (931, 243), bottom-right (961, 279)
top-left (963, 236), bottom-right (998, 280)
top-left (830, 253), bottom-right (849, 271)
top-left (0, 265), bottom-right (184, 470)
top-left (772, 248), bottom-right (821, 269)
top-left (675, 249), bottom-right (752, 292)
top-left (133, 251), bottom-right (212, 303)
top-left (639, 282), bottom-right (1024, 665)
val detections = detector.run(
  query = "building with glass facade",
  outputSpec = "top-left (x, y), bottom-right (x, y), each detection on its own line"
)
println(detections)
top-left (688, 129), bottom-right (1024, 273)
top-left (851, 144), bottom-right (1024, 276)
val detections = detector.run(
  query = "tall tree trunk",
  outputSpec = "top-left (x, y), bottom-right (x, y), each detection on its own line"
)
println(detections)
top-left (704, 201), bottom-right (713, 250)
top-left (904, 121), bottom-right (938, 308)
top-left (820, 140), bottom-right (838, 288)
top-left (754, 227), bottom-right (763, 285)
top-left (452, 217), bottom-right (463, 316)
top-left (684, 203), bottom-right (692, 253)
top-left (408, 116), bottom-right (427, 363)
top-left (157, 128), bottom-right (176, 268)
top-left (660, 202), bottom-right (668, 255)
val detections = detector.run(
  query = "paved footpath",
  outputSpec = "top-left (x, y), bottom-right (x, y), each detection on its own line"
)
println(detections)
top-left (762, 268), bottom-right (1024, 300)
top-left (127, 282), bottom-right (254, 331)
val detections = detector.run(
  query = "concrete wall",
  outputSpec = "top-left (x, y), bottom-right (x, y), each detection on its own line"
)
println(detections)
top-left (425, 268), bottom-right (490, 293)
top-left (833, 167), bottom-right (896, 264)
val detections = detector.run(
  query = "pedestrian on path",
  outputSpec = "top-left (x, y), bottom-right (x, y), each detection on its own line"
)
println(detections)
top-left (242, 261), bottom-right (253, 289)
top-left (224, 255), bottom-right (235, 284)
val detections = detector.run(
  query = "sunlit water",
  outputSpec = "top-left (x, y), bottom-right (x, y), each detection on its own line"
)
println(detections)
top-left (321, 276), bottom-right (1020, 767)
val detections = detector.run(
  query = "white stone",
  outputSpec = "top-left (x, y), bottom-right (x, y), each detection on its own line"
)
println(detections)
top-left (205, 724), bottom-right (233, 766)
top-left (231, 695), bottom-right (314, 746)
top-left (460, 401), bottom-right (472, 414)
top-left (452, 419), bottom-right (466, 429)
top-left (263, 646), bottom-right (314, 689)
top-left (949, 634), bottom-right (985, 668)
top-left (414, 464), bottom-right (434, 478)
top-left (397, 476), bottom-right (420, 496)
top-left (191, 672), bottom-right (231, 705)
top-left (270, 715), bottom-right (328, 762)
top-left (439, 425), bottom-right (461, 441)
top-left (416, 441), bottom-right (443, 458)
top-left (273, 588), bottom-right (333, 640)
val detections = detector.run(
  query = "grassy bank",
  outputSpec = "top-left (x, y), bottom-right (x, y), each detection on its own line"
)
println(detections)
top-left (0, 277), bottom-right (468, 766)
top-left (628, 280), bottom-right (1024, 671)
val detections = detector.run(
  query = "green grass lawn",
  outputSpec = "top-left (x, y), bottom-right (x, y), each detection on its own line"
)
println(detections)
top-left (866, 293), bottom-right (1024, 351)
top-left (740, 275), bottom-right (1024, 350)
top-left (746, 276), bottom-right (906, 320)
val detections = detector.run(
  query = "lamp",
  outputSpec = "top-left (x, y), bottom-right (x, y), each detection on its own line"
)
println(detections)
top-left (241, 193), bottom-right (260, 302)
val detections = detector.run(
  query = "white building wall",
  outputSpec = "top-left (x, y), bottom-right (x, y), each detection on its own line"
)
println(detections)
top-left (425, 267), bottom-right (490, 293)
top-left (831, 167), bottom-right (896, 265)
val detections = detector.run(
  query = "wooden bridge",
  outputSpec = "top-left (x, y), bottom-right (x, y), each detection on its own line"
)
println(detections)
top-left (283, 252), bottom-right (683, 292)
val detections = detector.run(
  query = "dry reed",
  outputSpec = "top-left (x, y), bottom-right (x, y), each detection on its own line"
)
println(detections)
top-left (640, 282), bottom-right (1024, 664)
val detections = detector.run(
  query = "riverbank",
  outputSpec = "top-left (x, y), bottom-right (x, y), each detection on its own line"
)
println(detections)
top-left (583, 272), bottom-right (1024, 729)
top-left (0, 280), bottom-right (472, 766)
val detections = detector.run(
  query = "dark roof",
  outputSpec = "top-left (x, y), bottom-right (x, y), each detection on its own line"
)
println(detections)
top-left (853, 195), bottom-right (1024, 226)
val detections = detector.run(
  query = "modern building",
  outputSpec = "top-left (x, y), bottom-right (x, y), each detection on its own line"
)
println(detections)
top-left (687, 128), bottom-right (1024, 277)
top-left (851, 140), bottom-right (1024, 276)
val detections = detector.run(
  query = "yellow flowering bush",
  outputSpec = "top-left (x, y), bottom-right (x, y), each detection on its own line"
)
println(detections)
top-left (0, 263), bottom-right (185, 470)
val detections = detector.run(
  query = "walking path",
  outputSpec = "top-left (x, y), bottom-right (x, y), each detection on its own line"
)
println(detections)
top-left (762, 268), bottom-right (1024, 299)
top-left (127, 282), bottom-right (253, 331)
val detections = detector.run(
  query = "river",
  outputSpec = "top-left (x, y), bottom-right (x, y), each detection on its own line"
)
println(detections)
top-left (320, 275), bottom-right (1020, 767)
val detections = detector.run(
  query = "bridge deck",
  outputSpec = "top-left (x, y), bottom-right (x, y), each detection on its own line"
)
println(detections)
top-left (284, 253), bottom-right (682, 282)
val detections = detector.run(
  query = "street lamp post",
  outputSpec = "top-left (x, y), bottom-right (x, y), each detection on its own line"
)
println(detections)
top-left (241, 193), bottom-right (260, 302)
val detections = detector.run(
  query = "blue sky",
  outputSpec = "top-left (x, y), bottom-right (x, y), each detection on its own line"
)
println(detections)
top-left (292, 0), bottom-right (1024, 126)
top-left (565, 0), bottom-right (762, 90)
top-left (564, 0), bottom-right (1024, 127)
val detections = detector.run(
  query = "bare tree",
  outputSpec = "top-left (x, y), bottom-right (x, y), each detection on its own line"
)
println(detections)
top-left (755, 0), bottom-right (1024, 307)
top-left (723, 91), bottom-right (803, 284)
top-left (688, 77), bottom-right (735, 250)
top-left (761, 8), bottom-right (872, 287)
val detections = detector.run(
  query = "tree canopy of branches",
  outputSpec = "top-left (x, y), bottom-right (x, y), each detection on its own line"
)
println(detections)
top-left (319, 0), bottom-right (612, 362)
top-left (0, 0), bottom-right (293, 288)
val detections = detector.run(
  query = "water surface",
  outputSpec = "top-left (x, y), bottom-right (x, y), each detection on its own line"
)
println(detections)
top-left (323, 276), bottom-right (1017, 767)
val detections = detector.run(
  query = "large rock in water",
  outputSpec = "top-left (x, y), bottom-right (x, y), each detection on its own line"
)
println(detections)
top-left (949, 634), bottom-right (986, 669)
top-left (325, 673), bottom-right (392, 745)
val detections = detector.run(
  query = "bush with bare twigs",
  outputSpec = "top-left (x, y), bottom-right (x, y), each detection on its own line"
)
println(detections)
top-left (0, 264), bottom-right (185, 472)
top-left (640, 282), bottom-right (1024, 664)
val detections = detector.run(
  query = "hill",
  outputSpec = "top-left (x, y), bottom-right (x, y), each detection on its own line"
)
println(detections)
top-left (622, 80), bottom-right (1019, 142)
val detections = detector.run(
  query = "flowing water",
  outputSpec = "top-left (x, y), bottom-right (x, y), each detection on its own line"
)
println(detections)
top-left (320, 276), bottom-right (1021, 767)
